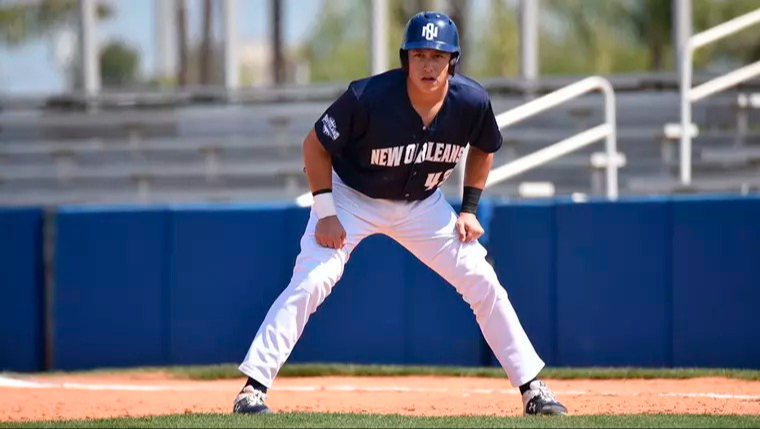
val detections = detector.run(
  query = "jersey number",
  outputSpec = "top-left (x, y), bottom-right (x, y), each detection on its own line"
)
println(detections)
top-left (424, 169), bottom-right (454, 191)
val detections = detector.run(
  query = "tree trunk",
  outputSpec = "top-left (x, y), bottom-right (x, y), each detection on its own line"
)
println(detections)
top-left (271, 0), bottom-right (285, 84)
top-left (650, 37), bottom-right (664, 71)
top-left (200, 0), bottom-right (213, 85)
top-left (176, 0), bottom-right (188, 86)
top-left (447, 0), bottom-right (467, 73)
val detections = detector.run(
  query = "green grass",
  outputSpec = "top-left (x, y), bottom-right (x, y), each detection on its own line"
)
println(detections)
top-left (3, 365), bottom-right (759, 428)
top-left (6, 363), bottom-right (760, 382)
top-left (165, 363), bottom-right (760, 382)
top-left (3, 413), bottom-right (760, 428)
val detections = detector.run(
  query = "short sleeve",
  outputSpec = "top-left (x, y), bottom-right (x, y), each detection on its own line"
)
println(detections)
top-left (313, 86), bottom-right (365, 154)
top-left (468, 99), bottom-right (503, 154)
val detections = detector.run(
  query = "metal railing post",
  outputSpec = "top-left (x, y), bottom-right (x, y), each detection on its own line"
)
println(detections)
top-left (680, 47), bottom-right (693, 185)
top-left (601, 80), bottom-right (618, 198)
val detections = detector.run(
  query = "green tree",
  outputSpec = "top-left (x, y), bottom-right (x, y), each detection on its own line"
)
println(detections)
top-left (468, 0), bottom-right (519, 78)
top-left (300, 0), bottom-right (469, 83)
top-left (300, 0), bottom-right (373, 83)
top-left (541, 0), bottom-right (760, 74)
top-left (691, 0), bottom-right (760, 72)
top-left (299, 0), bottom-right (760, 82)
top-left (538, 0), bottom-right (653, 74)
top-left (99, 40), bottom-right (140, 88)
top-left (0, 0), bottom-right (112, 47)
top-left (611, 0), bottom-right (673, 71)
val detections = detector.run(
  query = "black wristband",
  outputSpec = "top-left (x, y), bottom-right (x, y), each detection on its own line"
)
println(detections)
top-left (461, 186), bottom-right (483, 214)
top-left (312, 188), bottom-right (332, 196)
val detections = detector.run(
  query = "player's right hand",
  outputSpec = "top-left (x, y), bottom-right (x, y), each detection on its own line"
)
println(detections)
top-left (315, 216), bottom-right (346, 249)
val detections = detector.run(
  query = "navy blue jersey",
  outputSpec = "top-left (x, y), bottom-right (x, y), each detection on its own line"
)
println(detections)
top-left (314, 69), bottom-right (503, 201)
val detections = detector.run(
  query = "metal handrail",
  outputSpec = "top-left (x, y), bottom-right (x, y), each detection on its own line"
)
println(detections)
top-left (486, 76), bottom-right (618, 198)
top-left (679, 8), bottom-right (760, 185)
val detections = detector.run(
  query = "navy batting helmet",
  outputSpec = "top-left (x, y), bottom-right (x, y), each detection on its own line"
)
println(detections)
top-left (399, 11), bottom-right (461, 76)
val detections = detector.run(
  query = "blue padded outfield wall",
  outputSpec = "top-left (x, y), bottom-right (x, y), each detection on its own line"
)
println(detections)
top-left (169, 204), bottom-right (307, 365)
top-left (0, 208), bottom-right (44, 372)
top-left (487, 202), bottom-right (557, 367)
top-left (670, 196), bottom-right (760, 368)
top-left (1, 194), bottom-right (759, 372)
top-left (553, 199), bottom-right (672, 368)
top-left (53, 206), bottom-right (171, 370)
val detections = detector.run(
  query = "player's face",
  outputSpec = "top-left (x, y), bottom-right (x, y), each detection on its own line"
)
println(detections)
top-left (407, 49), bottom-right (451, 92)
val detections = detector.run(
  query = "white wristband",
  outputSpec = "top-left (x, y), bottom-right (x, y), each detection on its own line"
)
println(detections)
top-left (313, 192), bottom-right (337, 219)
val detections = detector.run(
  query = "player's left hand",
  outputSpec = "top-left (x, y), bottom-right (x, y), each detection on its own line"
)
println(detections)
top-left (456, 212), bottom-right (484, 243)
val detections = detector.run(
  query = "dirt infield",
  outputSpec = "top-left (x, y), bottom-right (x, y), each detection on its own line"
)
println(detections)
top-left (2, 372), bottom-right (760, 422)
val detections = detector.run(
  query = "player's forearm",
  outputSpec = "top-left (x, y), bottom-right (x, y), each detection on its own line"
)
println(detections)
top-left (463, 146), bottom-right (493, 190)
top-left (303, 129), bottom-right (333, 193)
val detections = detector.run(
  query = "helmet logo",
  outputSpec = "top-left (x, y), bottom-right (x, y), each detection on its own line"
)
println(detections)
top-left (421, 23), bottom-right (438, 41)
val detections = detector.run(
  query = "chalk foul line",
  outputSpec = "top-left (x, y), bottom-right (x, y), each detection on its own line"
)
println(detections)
top-left (1, 376), bottom-right (758, 400)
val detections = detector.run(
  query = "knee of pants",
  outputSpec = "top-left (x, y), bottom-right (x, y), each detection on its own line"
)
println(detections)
top-left (292, 246), bottom-right (349, 304)
top-left (450, 252), bottom-right (508, 307)
top-left (459, 272), bottom-right (507, 307)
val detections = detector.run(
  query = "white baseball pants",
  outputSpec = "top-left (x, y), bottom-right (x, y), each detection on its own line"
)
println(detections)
top-left (239, 172), bottom-right (545, 388)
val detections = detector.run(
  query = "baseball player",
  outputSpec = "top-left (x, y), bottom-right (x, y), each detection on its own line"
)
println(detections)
top-left (233, 11), bottom-right (568, 416)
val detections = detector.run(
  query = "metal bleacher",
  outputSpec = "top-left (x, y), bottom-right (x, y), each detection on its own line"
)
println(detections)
top-left (1, 74), bottom-right (759, 207)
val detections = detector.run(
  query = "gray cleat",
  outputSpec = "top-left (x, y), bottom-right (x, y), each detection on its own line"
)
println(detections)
top-left (522, 380), bottom-right (568, 416)
top-left (233, 385), bottom-right (272, 414)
